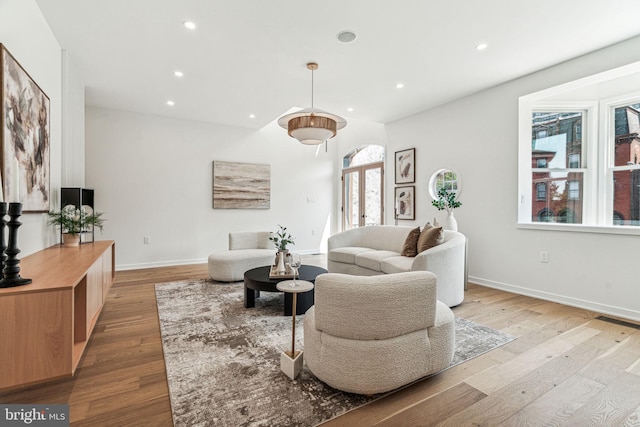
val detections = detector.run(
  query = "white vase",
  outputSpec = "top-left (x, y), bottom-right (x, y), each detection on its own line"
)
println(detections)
top-left (276, 251), bottom-right (287, 274)
top-left (444, 211), bottom-right (458, 231)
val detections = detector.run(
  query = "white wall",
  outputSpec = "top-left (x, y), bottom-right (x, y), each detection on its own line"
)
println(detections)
top-left (61, 50), bottom-right (85, 187)
top-left (0, 0), bottom-right (63, 255)
top-left (385, 35), bottom-right (640, 321)
top-left (85, 107), bottom-right (387, 270)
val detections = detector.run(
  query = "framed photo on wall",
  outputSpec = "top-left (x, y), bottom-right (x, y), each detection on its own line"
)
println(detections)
top-left (0, 44), bottom-right (50, 212)
top-left (394, 186), bottom-right (415, 220)
top-left (395, 148), bottom-right (415, 184)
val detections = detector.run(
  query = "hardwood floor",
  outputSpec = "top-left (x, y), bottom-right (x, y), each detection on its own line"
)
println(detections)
top-left (1, 261), bottom-right (639, 426)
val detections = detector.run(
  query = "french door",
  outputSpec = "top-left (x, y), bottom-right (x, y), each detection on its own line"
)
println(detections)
top-left (342, 162), bottom-right (384, 230)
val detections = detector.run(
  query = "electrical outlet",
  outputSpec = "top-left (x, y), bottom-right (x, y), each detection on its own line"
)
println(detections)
top-left (144, 236), bottom-right (151, 244)
top-left (540, 251), bottom-right (548, 263)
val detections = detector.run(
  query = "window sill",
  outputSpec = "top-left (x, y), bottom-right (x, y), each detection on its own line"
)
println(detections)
top-left (517, 222), bottom-right (640, 236)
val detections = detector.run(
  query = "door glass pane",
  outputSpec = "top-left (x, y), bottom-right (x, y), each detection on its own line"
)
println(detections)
top-left (531, 172), bottom-right (583, 223)
top-left (343, 171), bottom-right (359, 230)
top-left (364, 167), bottom-right (382, 226)
top-left (344, 145), bottom-right (385, 167)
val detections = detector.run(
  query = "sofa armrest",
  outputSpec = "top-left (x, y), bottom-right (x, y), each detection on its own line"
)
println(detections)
top-left (410, 233), bottom-right (465, 306)
top-left (328, 228), bottom-right (360, 251)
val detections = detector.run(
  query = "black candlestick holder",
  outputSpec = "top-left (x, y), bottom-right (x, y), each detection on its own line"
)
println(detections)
top-left (0, 202), bottom-right (7, 279)
top-left (0, 202), bottom-right (32, 288)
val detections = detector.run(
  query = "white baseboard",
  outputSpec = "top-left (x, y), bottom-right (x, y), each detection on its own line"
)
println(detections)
top-left (469, 276), bottom-right (640, 323)
top-left (116, 258), bottom-right (207, 271)
top-left (116, 251), bottom-right (325, 271)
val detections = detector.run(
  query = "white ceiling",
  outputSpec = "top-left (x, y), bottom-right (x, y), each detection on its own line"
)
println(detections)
top-left (35, 0), bottom-right (640, 130)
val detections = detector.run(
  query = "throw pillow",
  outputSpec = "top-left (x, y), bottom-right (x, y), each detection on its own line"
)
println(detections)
top-left (417, 225), bottom-right (443, 253)
top-left (400, 226), bottom-right (421, 257)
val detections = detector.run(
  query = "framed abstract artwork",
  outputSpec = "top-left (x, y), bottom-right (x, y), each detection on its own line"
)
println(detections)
top-left (212, 160), bottom-right (270, 209)
top-left (394, 186), bottom-right (415, 220)
top-left (395, 148), bottom-right (415, 184)
top-left (1, 44), bottom-right (50, 212)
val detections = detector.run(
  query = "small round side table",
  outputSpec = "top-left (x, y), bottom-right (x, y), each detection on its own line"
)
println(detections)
top-left (276, 280), bottom-right (314, 379)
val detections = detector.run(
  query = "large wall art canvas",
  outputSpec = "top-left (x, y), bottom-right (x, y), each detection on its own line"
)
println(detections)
top-left (1, 44), bottom-right (50, 212)
top-left (212, 161), bottom-right (270, 209)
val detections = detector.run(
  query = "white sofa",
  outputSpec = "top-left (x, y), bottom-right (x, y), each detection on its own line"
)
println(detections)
top-left (327, 225), bottom-right (465, 307)
top-left (304, 271), bottom-right (455, 394)
top-left (208, 231), bottom-right (274, 282)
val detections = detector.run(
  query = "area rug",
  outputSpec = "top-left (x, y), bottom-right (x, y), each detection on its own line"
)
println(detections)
top-left (155, 279), bottom-right (515, 427)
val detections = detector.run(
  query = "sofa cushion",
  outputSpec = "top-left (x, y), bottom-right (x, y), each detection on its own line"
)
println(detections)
top-left (328, 247), bottom-right (372, 264)
top-left (355, 250), bottom-right (401, 272)
top-left (400, 226), bottom-right (421, 257)
top-left (381, 256), bottom-right (414, 274)
top-left (417, 225), bottom-right (443, 253)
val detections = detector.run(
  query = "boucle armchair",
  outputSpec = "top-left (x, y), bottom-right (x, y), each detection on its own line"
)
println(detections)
top-left (207, 231), bottom-right (274, 282)
top-left (303, 271), bottom-right (455, 395)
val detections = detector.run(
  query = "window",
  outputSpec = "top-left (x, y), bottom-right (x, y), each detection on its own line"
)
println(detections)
top-left (568, 181), bottom-right (580, 200)
top-left (568, 153), bottom-right (580, 168)
top-left (518, 60), bottom-right (640, 234)
top-left (536, 182), bottom-right (547, 200)
top-left (529, 111), bottom-right (585, 224)
top-left (611, 103), bottom-right (640, 226)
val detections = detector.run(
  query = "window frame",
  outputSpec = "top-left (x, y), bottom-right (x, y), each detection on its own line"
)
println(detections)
top-left (601, 93), bottom-right (640, 227)
top-left (518, 62), bottom-right (640, 236)
top-left (521, 102), bottom-right (596, 225)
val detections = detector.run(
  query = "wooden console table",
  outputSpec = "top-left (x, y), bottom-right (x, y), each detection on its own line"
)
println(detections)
top-left (0, 240), bottom-right (115, 391)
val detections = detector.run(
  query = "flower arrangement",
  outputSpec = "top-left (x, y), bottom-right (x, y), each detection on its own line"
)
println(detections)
top-left (269, 224), bottom-right (295, 252)
top-left (47, 205), bottom-right (105, 236)
top-left (431, 188), bottom-right (462, 213)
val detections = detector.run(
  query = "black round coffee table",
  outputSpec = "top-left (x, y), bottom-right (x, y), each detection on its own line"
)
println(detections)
top-left (244, 265), bottom-right (327, 316)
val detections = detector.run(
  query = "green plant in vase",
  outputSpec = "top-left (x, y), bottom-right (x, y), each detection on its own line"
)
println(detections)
top-left (270, 224), bottom-right (295, 252)
top-left (432, 188), bottom-right (462, 231)
top-left (270, 225), bottom-right (295, 274)
top-left (47, 205), bottom-right (105, 246)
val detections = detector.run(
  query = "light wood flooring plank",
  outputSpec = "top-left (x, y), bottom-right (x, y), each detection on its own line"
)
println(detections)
top-left (374, 382), bottom-right (487, 427)
top-left (499, 374), bottom-right (604, 426)
top-left (437, 340), bottom-right (604, 426)
top-left (562, 371), bottom-right (640, 426)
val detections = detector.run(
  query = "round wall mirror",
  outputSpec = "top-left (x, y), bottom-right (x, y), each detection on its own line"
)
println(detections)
top-left (428, 168), bottom-right (461, 200)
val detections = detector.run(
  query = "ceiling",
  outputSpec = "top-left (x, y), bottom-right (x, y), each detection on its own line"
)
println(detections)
top-left (35, 0), bottom-right (640, 130)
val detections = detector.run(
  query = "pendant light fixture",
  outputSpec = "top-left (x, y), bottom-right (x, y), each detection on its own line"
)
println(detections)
top-left (278, 63), bottom-right (346, 145)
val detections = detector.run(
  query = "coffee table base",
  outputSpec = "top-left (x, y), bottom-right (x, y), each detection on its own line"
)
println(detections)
top-left (244, 284), bottom-right (314, 315)
top-left (243, 265), bottom-right (326, 316)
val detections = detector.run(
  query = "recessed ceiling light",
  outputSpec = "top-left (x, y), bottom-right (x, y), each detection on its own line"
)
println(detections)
top-left (396, 83), bottom-right (404, 89)
top-left (183, 21), bottom-right (196, 30)
top-left (347, 107), bottom-right (354, 112)
top-left (166, 100), bottom-right (175, 106)
top-left (249, 114), bottom-right (256, 119)
top-left (337, 30), bottom-right (357, 43)
top-left (174, 71), bottom-right (184, 77)
top-left (476, 43), bottom-right (488, 51)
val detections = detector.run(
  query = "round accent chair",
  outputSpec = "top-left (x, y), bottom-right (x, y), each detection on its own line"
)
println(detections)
top-left (303, 271), bottom-right (455, 395)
